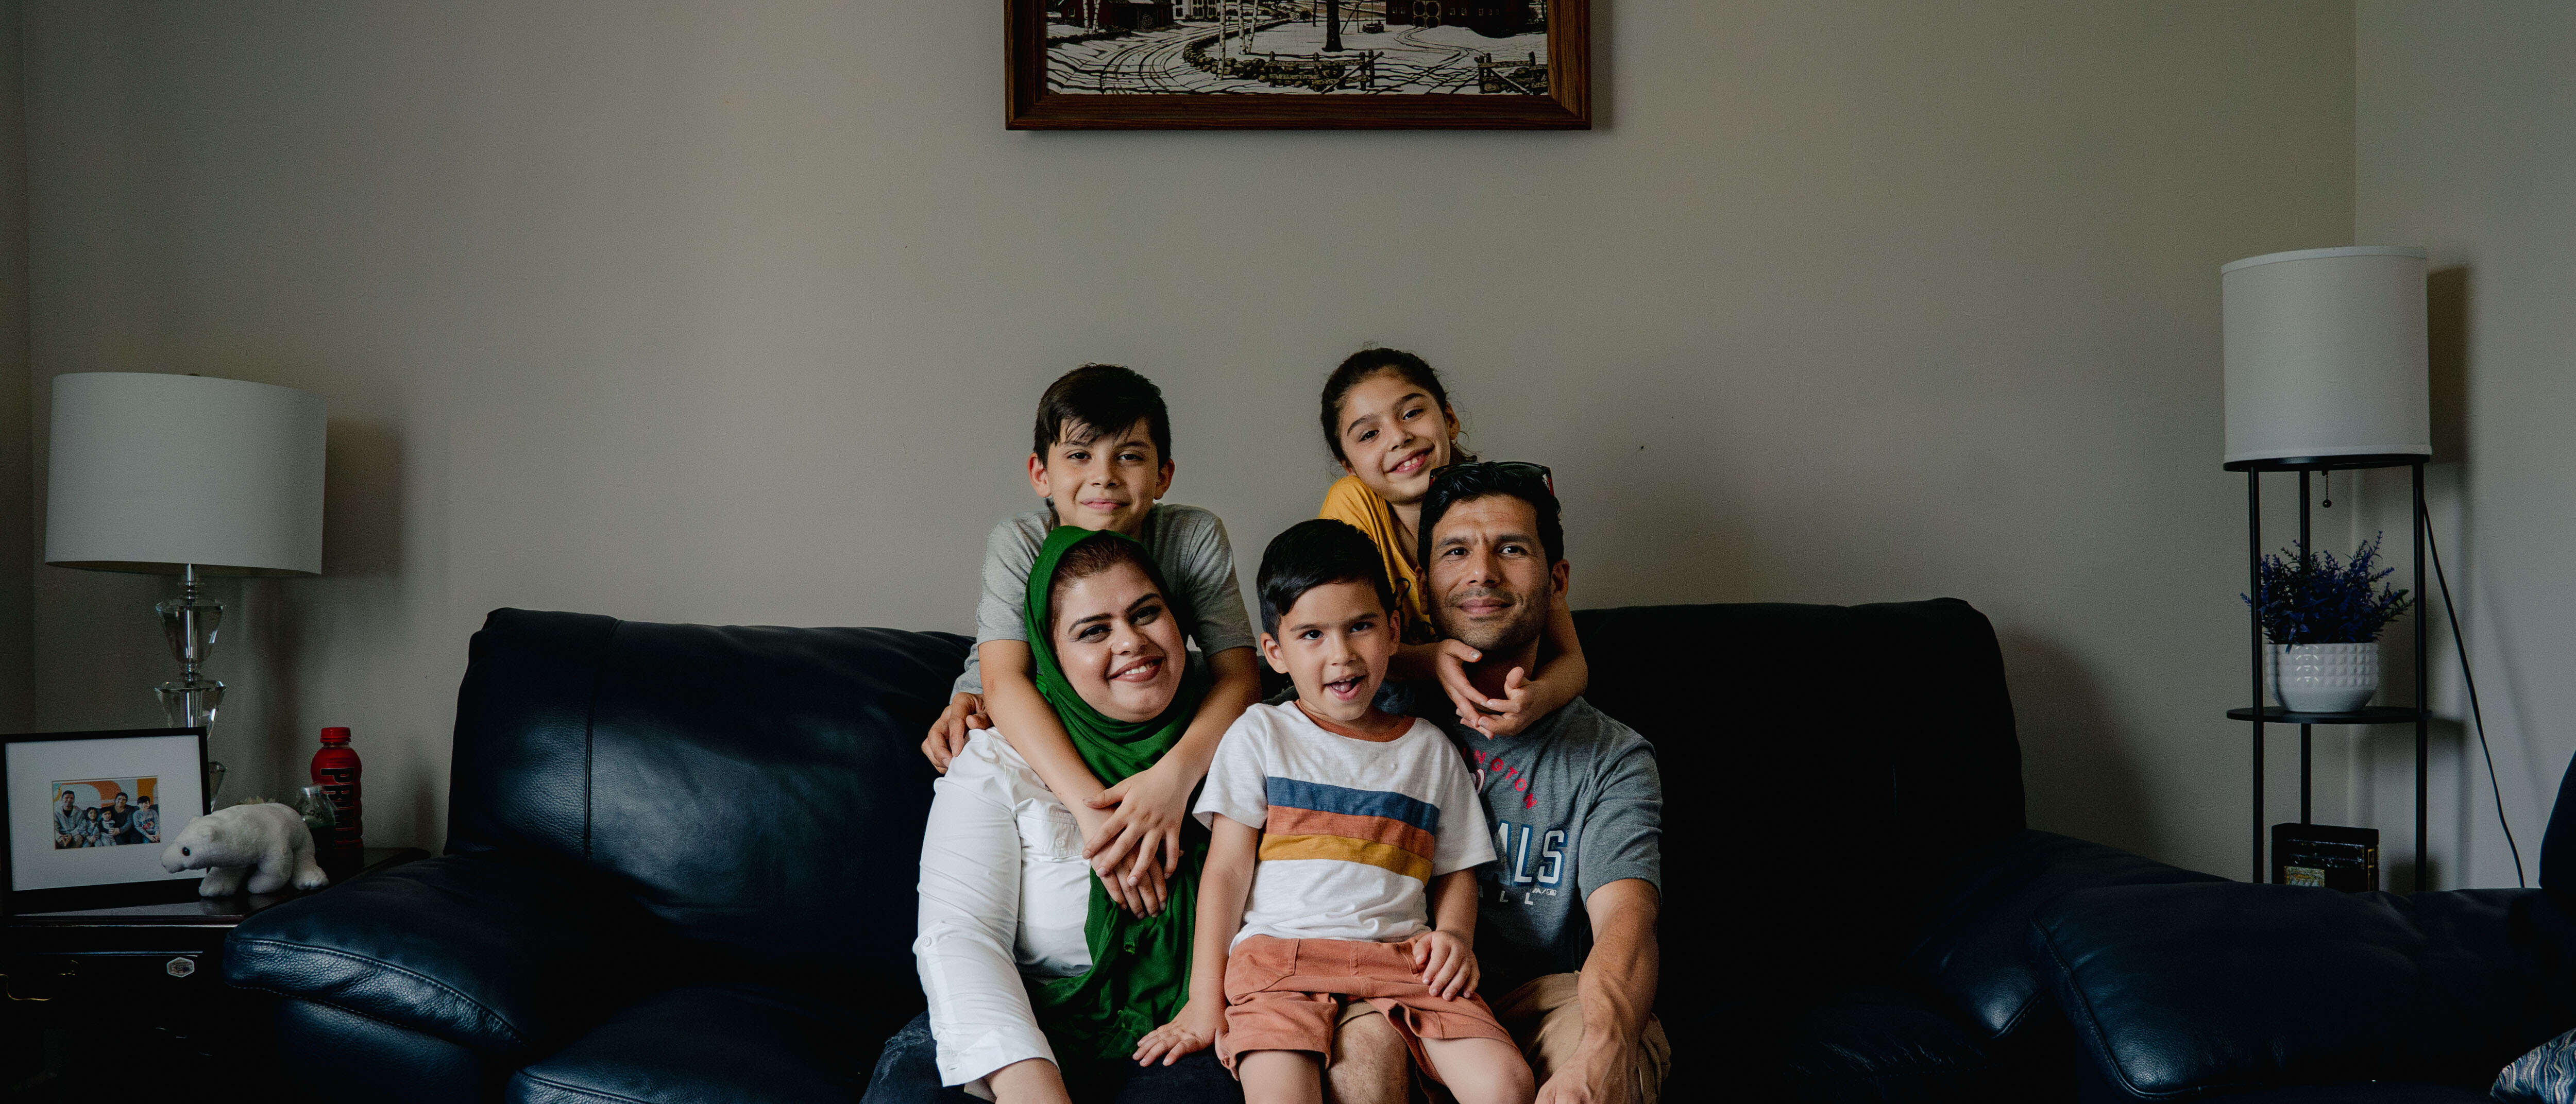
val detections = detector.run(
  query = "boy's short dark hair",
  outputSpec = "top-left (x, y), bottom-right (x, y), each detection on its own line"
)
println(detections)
top-left (1417, 463), bottom-right (1564, 570)
top-left (1033, 364), bottom-right (1173, 462)
top-left (1258, 519), bottom-right (1397, 637)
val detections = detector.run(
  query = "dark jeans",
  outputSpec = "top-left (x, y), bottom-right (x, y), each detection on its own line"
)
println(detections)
top-left (862, 1013), bottom-right (1241, 1104)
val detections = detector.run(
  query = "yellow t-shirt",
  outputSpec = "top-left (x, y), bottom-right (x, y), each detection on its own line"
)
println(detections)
top-left (1318, 475), bottom-right (1437, 643)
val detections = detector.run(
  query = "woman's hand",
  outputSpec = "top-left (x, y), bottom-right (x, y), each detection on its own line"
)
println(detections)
top-left (1084, 758), bottom-right (1194, 893)
top-left (1408, 929), bottom-right (1480, 1000)
top-left (1435, 640), bottom-right (1539, 738)
top-left (1067, 802), bottom-right (1164, 915)
top-left (1132, 998), bottom-right (1223, 1066)
top-left (922, 692), bottom-right (989, 774)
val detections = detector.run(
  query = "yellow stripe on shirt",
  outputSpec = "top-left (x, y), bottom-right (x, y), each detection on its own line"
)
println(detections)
top-left (1259, 832), bottom-right (1434, 881)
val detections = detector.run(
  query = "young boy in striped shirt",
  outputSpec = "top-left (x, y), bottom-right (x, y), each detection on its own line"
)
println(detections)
top-left (1130, 519), bottom-right (1533, 1104)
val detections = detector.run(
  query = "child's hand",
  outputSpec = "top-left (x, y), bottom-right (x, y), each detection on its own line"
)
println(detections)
top-left (1408, 929), bottom-right (1480, 1000)
top-left (1460, 667), bottom-right (1537, 738)
top-left (1435, 641), bottom-right (1538, 739)
top-left (1131, 997), bottom-right (1223, 1066)
top-left (1084, 758), bottom-right (1193, 892)
top-left (922, 692), bottom-right (989, 774)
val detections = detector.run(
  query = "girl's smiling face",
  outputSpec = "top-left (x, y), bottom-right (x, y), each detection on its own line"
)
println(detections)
top-left (1334, 369), bottom-right (1459, 507)
top-left (1050, 561), bottom-right (1188, 723)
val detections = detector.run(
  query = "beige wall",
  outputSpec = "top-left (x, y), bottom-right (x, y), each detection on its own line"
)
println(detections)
top-left (23, 1), bottom-right (2358, 876)
top-left (0, 0), bottom-right (28, 735)
top-left (2351, 1), bottom-right (2576, 889)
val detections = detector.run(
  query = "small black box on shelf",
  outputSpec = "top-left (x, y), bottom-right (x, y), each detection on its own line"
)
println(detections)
top-left (2273, 823), bottom-right (2379, 891)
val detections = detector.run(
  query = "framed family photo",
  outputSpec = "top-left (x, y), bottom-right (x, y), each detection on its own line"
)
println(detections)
top-left (3, 728), bottom-right (211, 914)
top-left (1007, 0), bottom-right (1590, 129)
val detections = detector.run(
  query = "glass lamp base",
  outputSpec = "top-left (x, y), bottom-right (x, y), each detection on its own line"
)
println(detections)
top-left (156, 678), bottom-right (225, 730)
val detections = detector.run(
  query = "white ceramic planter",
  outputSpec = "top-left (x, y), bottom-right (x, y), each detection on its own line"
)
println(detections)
top-left (2268, 642), bottom-right (2380, 713)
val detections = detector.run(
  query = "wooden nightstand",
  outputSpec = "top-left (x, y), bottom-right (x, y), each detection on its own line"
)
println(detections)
top-left (3, 846), bottom-right (429, 1099)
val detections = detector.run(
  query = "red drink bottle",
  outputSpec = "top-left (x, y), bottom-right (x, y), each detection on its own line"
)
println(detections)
top-left (311, 727), bottom-right (364, 861)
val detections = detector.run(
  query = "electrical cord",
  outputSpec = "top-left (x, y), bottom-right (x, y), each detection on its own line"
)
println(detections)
top-left (2421, 497), bottom-right (2526, 888)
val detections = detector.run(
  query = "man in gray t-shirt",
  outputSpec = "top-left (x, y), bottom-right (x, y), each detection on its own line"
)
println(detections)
top-left (1387, 683), bottom-right (1662, 996)
top-left (1341, 464), bottom-right (1669, 1104)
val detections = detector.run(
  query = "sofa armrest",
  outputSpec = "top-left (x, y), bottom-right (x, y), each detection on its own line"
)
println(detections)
top-left (1902, 829), bottom-right (2223, 1039)
top-left (225, 850), bottom-right (652, 1058)
top-left (2033, 882), bottom-right (2567, 1099)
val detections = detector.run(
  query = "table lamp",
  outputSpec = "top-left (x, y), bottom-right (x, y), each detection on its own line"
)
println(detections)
top-left (44, 372), bottom-right (325, 732)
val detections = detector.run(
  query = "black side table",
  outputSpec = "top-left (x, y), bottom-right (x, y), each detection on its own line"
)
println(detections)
top-left (3, 846), bottom-right (429, 1099)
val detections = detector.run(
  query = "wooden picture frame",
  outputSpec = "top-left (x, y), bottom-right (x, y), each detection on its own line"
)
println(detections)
top-left (1008, 0), bottom-right (1589, 130)
top-left (3, 728), bottom-right (213, 915)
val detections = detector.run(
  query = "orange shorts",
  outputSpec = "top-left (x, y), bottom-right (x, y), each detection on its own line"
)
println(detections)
top-left (1216, 935), bottom-right (1513, 1082)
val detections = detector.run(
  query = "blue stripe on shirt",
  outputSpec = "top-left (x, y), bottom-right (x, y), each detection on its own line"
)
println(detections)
top-left (1264, 777), bottom-right (1440, 834)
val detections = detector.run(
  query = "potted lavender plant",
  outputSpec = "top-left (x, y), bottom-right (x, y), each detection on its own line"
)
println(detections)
top-left (2243, 535), bottom-right (2416, 712)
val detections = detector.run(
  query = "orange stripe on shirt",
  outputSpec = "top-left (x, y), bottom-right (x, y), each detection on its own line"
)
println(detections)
top-left (1259, 834), bottom-right (1435, 881)
top-left (1265, 806), bottom-right (1438, 859)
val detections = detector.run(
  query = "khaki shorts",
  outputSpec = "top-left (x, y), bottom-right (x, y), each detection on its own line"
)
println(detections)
top-left (1343, 972), bottom-right (1671, 1104)
top-left (1217, 935), bottom-right (1514, 1082)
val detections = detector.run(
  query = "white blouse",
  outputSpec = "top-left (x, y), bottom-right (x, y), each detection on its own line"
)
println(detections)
top-left (913, 728), bottom-right (1096, 1095)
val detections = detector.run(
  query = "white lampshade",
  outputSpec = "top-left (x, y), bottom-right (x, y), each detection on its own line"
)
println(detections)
top-left (45, 372), bottom-right (326, 575)
top-left (2221, 246), bottom-right (2431, 468)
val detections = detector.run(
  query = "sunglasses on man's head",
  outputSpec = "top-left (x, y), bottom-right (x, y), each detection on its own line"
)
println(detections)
top-left (1429, 460), bottom-right (1555, 497)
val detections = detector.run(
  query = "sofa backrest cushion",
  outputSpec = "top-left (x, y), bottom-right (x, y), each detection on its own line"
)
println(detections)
top-left (447, 609), bottom-right (965, 990)
top-left (447, 599), bottom-right (2021, 1003)
top-left (2543, 748), bottom-right (2576, 901)
top-left (1572, 598), bottom-right (2025, 989)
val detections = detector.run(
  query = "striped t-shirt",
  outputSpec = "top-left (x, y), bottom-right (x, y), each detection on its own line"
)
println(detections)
top-left (1196, 702), bottom-right (1497, 946)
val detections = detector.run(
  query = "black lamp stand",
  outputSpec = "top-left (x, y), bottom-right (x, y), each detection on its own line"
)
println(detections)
top-left (2227, 454), bottom-right (2430, 890)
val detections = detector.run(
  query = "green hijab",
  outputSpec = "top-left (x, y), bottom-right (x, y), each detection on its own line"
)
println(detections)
top-left (1023, 525), bottom-right (1210, 1060)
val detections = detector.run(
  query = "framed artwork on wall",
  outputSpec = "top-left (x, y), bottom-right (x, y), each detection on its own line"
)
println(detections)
top-left (1007, 0), bottom-right (1590, 129)
top-left (3, 728), bottom-right (212, 914)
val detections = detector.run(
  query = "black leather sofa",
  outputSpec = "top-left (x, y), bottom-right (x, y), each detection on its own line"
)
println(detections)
top-left (226, 599), bottom-right (2221, 1102)
top-left (2032, 761), bottom-right (2576, 1101)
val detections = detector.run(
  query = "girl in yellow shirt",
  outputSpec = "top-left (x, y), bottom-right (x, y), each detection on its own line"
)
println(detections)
top-left (1316, 348), bottom-right (1588, 737)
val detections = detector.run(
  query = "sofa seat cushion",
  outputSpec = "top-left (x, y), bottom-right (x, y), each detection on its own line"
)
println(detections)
top-left (1782, 986), bottom-right (1997, 1102)
top-left (2037, 882), bottom-right (2576, 1098)
top-left (1663, 985), bottom-right (1995, 1103)
top-left (1904, 829), bottom-right (2224, 1039)
top-left (226, 851), bottom-right (653, 1057)
top-left (2219, 1087), bottom-right (2498, 1103)
top-left (509, 985), bottom-right (889, 1104)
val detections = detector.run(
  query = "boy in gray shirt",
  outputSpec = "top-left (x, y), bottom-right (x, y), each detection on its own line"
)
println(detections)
top-left (920, 365), bottom-right (1261, 918)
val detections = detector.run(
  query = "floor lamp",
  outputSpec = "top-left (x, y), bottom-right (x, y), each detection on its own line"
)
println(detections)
top-left (2221, 246), bottom-right (2432, 887)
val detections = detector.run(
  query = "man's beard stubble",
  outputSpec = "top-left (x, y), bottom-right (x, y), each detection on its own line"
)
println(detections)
top-left (1441, 585), bottom-right (1550, 658)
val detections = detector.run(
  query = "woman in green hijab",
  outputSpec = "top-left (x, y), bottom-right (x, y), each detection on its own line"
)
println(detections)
top-left (875, 528), bottom-right (1240, 1104)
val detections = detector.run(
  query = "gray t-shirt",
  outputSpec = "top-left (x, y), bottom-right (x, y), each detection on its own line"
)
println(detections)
top-left (1388, 682), bottom-right (1664, 995)
top-left (953, 503), bottom-right (1258, 697)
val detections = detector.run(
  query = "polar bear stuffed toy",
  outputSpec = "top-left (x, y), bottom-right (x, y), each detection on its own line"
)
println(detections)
top-left (160, 801), bottom-right (330, 897)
